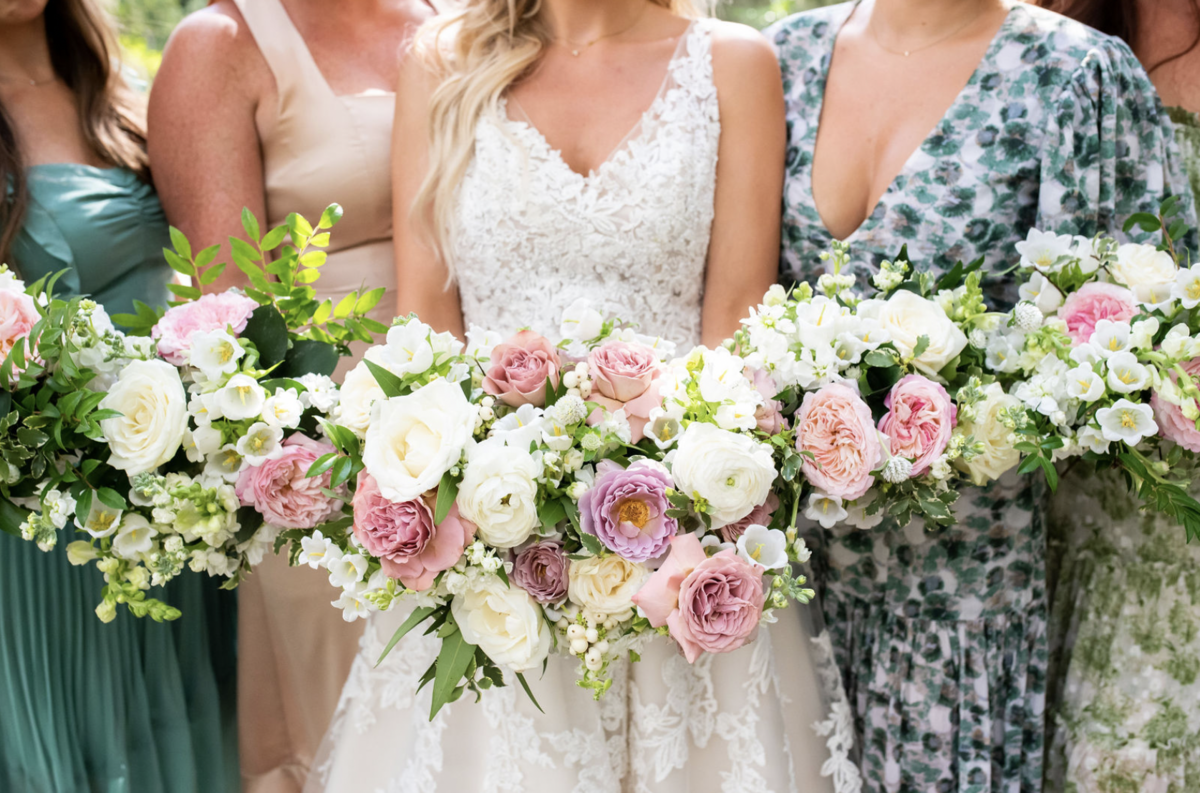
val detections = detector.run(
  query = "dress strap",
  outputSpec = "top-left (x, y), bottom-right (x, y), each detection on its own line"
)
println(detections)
top-left (232, 0), bottom-right (334, 103)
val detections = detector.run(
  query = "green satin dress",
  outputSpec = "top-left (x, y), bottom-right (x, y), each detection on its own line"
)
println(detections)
top-left (0, 164), bottom-right (239, 793)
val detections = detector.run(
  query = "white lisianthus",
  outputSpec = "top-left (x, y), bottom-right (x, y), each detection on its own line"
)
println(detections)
top-left (363, 378), bottom-right (478, 503)
top-left (383, 321), bottom-right (435, 376)
top-left (1065, 365), bottom-right (1105, 402)
top-left (262, 387), bottom-right (304, 429)
top-left (236, 421), bottom-right (285, 466)
top-left (112, 514), bottom-right (156, 559)
top-left (456, 439), bottom-right (541, 548)
top-left (1096, 399), bottom-right (1158, 445)
top-left (188, 329), bottom-right (243, 379)
top-left (559, 298), bottom-right (604, 342)
top-left (1015, 228), bottom-right (1076, 271)
top-left (871, 290), bottom-right (968, 378)
top-left (736, 524), bottom-right (789, 570)
top-left (671, 423), bottom-right (776, 528)
top-left (1110, 243), bottom-right (1178, 305)
top-left (217, 374), bottom-right (267, 421)
top-left (1174, 263), bottom-right (1200, 309)
top-left (954, 383), bottom-right (1022, 486)
top-left (567, 554), bottom-right (647, 620)
top-left (334, 354), bottom-right (388, 436)
top-left (100, 359), bottom-right (188, 475)
top-left (453, 576), bottom-right (552, 672)
top-left (1018, 271), bottom-right (1064, 314)
top-left (1104, 351), bottom-right (1151, 394)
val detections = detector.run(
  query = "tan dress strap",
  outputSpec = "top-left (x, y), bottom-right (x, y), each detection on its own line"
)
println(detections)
top-left (232, 0), bottom-right (335, 105)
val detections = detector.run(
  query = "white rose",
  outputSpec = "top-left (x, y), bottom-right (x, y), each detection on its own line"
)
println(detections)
top-left (671, 422), bottom-right (775, 528)
top-left (567, 554), bottom-right (647, 620)
top-left (334, 353), bottom-right (387, 436)
top-left (456, 438), bottom-right (540, 548)
top-left (1110, 243), bottom-right (1177, 305)
top-left (452, 577), bottom-right (551, 672)
top-left (954, 383), bottom-right (1022, 486)
top-left (872, 290), bottom-right (968, 378)
top-left (363, 378), bottom-right (477, 502)
top-left (100, 359), bottom-right (188, 475)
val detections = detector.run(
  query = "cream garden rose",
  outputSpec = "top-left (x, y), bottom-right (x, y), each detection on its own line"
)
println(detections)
top-left (363, 379), bottom-right (478, 503)
top-left (671, 422), bottom-right (775, 528)
top-left (1111, 243), bottom-right (1178, 305)
top-left (955, 383), bottom-right (1022, 485)
top-left (866, 290), bottom-right (968, 378)
top-left (452, 577), bottom-right (551, 672)
top-left (100, 360), bottom-right (188, 475)
top-left (334, 350), bottom-right (389, 436)
top-left (567, 554), bottom-right (647, 620)
top-left (456, 438), bottom-right (541, 548)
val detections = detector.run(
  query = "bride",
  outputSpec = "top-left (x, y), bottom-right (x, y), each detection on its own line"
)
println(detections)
top-left (307, 1), bottom-right (858, 791)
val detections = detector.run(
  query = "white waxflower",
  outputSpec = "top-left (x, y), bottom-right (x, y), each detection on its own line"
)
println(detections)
top-left (1088, 320), bottom-right (1132, 359)
top-left (300, 530), bottom-right (339, 569)
top-left (1015, 228), bottom-right (1076, 272)
top-left (188, 329), bottom-right (244, 379)
top-left (736, 525), bottom-right (789, 570)
top-left (559, 298), bottom-right (604, 342)
top-left (262, 387), bottom-right (304, 429)
top-left (327, 553), bottom-right (368, 589)
top-left (1012, 303), bottom-right (1044, 332)
top-left (880, 456), bottom-right (914, 483)
top-left (112, 514), bottom-right (156, 560)
top-left (805, 491), bottom-right (848, 529)
top-left (383, 321), bottom-right (435, 375)
top-left (295, 374), bottom-right (339, 412)
top-left (1018, 272), bottom-right (1064, 314)
top-left (205, 444), bottom-right (246, 482)
top-left (1174, 263), bottom-right (1200, 309)
top-left (1104, 351), bottom-right (1151, 394)
top-left (1065, 365), bottom-right (1105, 402)
top-left (217, 374), bottom-right (267, 421)
top-left (1096, 399), bottom-right (1158, 445)
top-left (236, 421), bottom-right (286, 466)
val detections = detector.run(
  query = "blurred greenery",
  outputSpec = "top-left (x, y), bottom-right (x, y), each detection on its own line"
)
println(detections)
top-left (717, 0), bottom-right (840, 29)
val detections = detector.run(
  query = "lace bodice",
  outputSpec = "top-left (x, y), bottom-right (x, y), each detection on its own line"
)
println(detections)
top-left (453, 20), bottom-right (720, 348)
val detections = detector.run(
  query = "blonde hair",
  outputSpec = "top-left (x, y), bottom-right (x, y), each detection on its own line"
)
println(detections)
top-left (413, 0), bottom-right (708, 275)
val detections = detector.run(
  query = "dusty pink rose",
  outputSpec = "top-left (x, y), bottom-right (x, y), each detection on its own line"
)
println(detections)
top-left (482, 330), bottom-right (560, 407)
top-left (235, 434), bottom-right (340, 528)
top-left (351, 471), bottom-right (475, 591)
top-left (152, 292), bottom-right (259, 365)
top-left (1059, 283), bottom-right (1137, 346)
top-left (1151, 357), bottom-right (1200, 452)
top-left (878, 375), bottom-right (957, 476)
top-left (586, 341), bottom-right (664, 442)
top-left (748, 368), bottom-right (785, 434)
top-left (512, 541), bottom-right (570, 603)
top-left (632, 534), bottom-right (764, 663)
top-left (0, 290), bottom-right (40, 375)
top-left (719, 493), bottom-right (780, 544)
top-left (794, 383), bottom-right (883, 500)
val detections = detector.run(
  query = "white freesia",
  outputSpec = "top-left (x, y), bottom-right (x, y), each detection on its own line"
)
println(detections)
top-left (236, 421), bottom-right (285, 466)
top-left (736, 524), bottom-right (789, 570)
top-left (334, 354), bottom-right (387, 436)
top-left (100, 359), bottom-right (188, 475)
top-left (1096, 399), bottom-right (1158, 445)
top-left (1015, 228), bottom-right (1075, 271)
top-left (567, 554), bottom-right (647, 620)
top-left (804, 492), bottom-right (848, 529)
top-left (871, 290), bottom-right (968, 378)
top-left (456, 438), bottom-right (541, 548)
top-left (363, 379), bottom-right (478, 503)
top-left (217, 374), bottom-right (267, 421)
top-left (112, 514), bottom-right (156, 560)
top-left (1065, 365), bottom-right (1105, 402)
top-left (1104, 351), bottom-right (1151, 394)
top-left (383, 321), bottom-right (435, 375)
top-left (559, 298), bottom-right (604, 342)
top-left (1018, 271), bottom-right (1064, 314)
top-left (261, 387), bottom-right (304, 429)
top-left (453, 576), bottom-right (552, 672)
top-left (955, 383), bottom-right (1022, 486)
top-left (671, 423), bottom-right (776, 528)
top-left (188, 329), bottom-right (243, 379)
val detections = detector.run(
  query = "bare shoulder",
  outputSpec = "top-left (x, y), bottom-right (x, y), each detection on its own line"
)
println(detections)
top-left (707, 18), bottom-right (780, 84)
top-left (156, 1), bottom-right (271, 96)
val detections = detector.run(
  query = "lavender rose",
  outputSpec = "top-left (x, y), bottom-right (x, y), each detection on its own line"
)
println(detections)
top-left (512, 541), bottom-right (570, 603)
top-left (579, 460), bottom-right (677, 562)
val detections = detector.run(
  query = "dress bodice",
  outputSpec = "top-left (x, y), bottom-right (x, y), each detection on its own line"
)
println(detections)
top-left (452, 20), bottom-right (720, 348)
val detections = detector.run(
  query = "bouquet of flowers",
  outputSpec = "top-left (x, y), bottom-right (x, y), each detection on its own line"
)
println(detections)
top-left (281, 304), bottom-right (816, 718)
top-left (985, 197), bottom-right (1200, 539)
top-left (1, 205), bottom-right (382, 620)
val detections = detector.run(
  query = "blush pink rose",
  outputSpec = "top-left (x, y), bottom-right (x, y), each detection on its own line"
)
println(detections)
top-left (1059, 283), bottom-right (1137, 346)
top-left (482, 330), bottom-right (561, 407)
top-left (632, 534), bottom-right (764, 663)
top-left (719, 493), bottom-right (780, 544)
top-left (0, 290), bottom-right (41, 376)
top-left (351, 472), bottom-right (475, 591)
top-left (794, 383), bottom-right (883, 501)
top-left (586, 341), bottom-right (664, 442)
top-left (878, 375), bottom-right (957, 476)
top-left (235, 434), bottom-right (340, 528)
top-left (748, 368), bottom-right (785, 434)
top-left (152, 292), bottom-right (259, 366)
top-left (1151, 357), bottom-right (1200, 453)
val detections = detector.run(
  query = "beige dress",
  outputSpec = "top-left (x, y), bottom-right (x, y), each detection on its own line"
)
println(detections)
top-left (230, 1), bottom-right (396, 790)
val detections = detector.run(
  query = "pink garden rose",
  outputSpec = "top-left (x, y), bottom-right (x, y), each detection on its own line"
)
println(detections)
top-left (351, 471), bottom-right (475, 591)
top-left (1151, 357), bottom-right (1200, 452)
top-left (878, 375), bottom-right (957, 476)
top-left (794, 383), bottom-right (883, 501)
top-left (152, 292), bottom-right (259, 365)
top-left (719, 493), bottom-right (779, 544)
top-left (482, 330), bottom-right (560, 407)
top-left (512, 541), bottom-right (570, 603)
top-left (0, 290), bottom-right (40, 374)
top-left (632, 534), bottom-right (764, 663)
top-left (1059, 283), bottom-right (1137, 346)
top-left (235, 434), bottom-right (340, 528)
top-left (586, 341), bottom-right (664, 442)
top-left (749, 368), bottom-right (785, 435)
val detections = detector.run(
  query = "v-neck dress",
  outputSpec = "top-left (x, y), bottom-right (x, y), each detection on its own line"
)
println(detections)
top-left (766, 4), bottom-right (1196, 793)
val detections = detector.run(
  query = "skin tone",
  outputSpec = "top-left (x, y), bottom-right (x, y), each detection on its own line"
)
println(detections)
top-left (1133, 0), bottom-right (1200, 113)
top-left (0, 0), bottom-right (99, 167)
top-left (393, 0), bottom-right (784, 346)
top-left (147, 0), bottom-right (431, 293)
top-left (812, 0), bottom-right (1011, 240)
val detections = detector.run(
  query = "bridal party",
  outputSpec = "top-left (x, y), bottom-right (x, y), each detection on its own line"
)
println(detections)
top-left (1, 0), bottom-right (1198, 792)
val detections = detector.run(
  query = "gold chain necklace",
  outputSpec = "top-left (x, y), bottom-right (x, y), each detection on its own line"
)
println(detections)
top-left (556, 2), bottom-right (650, 57)
top-left (867, 6), bottom-right (984, 57)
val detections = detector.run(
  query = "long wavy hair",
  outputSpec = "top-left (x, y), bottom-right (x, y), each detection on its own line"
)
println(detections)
top-left (413, 0), bottom-right (708, 274)
top-left (0, 0), bottom-right (149, 267)
top-left (1038, 0), bottom-right (1200, 72)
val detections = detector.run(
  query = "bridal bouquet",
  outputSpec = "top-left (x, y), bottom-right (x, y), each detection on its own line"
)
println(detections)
top-left (1, 205), bottom-right (382, 620)
top-left (984, 197), bottom-right (1200, 540)
top-left (283, 305), bottom-right (816, 717)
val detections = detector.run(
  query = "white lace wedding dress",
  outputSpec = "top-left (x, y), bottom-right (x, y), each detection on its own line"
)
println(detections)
top-left (306, 21), bottom-right (859, 793)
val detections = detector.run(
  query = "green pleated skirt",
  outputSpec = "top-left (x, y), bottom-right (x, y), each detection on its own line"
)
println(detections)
top-left (0, 529), bottom-right (239, 792)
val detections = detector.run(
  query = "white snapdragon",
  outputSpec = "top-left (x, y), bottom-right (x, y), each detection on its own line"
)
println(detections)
top-left (43, 489), bottom-right (76, 530)
top-left (295, 374), bottom-right (339, 412)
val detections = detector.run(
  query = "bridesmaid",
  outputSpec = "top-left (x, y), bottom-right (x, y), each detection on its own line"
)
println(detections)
top-left (1036, 1), bottom-right (1200, 790)
top-left (0, 1), bottom-right (238, 791)
top-left (766, 1), bottom-right (1195, 791)
top-left (148, 2), bottom-right (431, 790)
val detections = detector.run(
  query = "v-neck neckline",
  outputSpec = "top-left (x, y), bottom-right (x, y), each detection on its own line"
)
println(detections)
top-left (807, 1), bottom-right (1021, 242)
top-left (501, 21), bottom-right (697, 183)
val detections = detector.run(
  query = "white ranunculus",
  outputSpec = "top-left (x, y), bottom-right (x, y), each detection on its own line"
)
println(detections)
top-left (736, 524), bottom-right (789, 570)
top-left (1096, 399), bottom-right (1158, 445)
top-left (100, 359), bottom-right (188, 475)
top-left (1110, 243), bottom-right (1177, 303)
top-left (955, 383), bottom-right (1022, 486)
top-left (456, 438), bottom-right (540, 548)
top-left (873, 290), bottom-right (968, 378)
top-left (672, 422), bottom-right (775, 529)
top-left (363, 378), bottom-right (478, 503)
top-left (1018, 272), bottom-right (1064, 314)
top-left (334, 354), bottom-right (387, 436)
top-left (567, 554), bottom-right (647, 620)
top-left (452, 576), bottom-right (551, 672)
top-left (217, 374), bottom-right (267, 421)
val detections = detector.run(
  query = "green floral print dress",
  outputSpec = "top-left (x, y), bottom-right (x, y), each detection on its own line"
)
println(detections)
top-left (766, 4), bottom-right (1195, 792)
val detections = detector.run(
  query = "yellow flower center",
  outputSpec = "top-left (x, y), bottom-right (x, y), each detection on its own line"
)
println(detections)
top-left (1109, 337), bottom-right (1121, 351)
top-left (1120, 410), bottom-right (1137, 429)
top-left (749, 542), bottom-right (765, 560)
top-left (617, 500), bottom-right (650, 529)
top-left (1189, 282), bottom-right (1200, 300)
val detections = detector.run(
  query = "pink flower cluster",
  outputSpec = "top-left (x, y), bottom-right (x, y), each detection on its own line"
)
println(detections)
top-left (1059, 283), bottom-right (1137, 346)
top-left (794, 383), bottom-right (882, 500)
top-left (482, 330), bottom-right (561, 407)
top-left (878, 375), bottom-right (957, 476)
top-left (1151, 357), bottom-right (1200, 452)
top-left (152, 292), bottom-right (259, 366)
top-left (587, 341), bottom-right (664, 442)
top-left (236, 435), bottom-right (341, 529)
top-left (0, 290), bottom-right (41, 377)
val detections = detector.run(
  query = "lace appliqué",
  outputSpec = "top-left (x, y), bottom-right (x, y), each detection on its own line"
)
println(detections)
top-left (811, 631), bottom-right (863, 793)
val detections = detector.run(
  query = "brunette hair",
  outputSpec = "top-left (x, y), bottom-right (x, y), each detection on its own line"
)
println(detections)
top-left (1038, 0), bottom-right (1200, 73)
top-left (0, 0), bottom-right (149, 266)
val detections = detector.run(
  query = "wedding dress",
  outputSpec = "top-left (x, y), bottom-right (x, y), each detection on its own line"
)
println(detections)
top-left (306, 21), bottom-right (859, 793)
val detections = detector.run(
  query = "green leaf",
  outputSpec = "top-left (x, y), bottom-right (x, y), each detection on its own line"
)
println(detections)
top-left (96, 487), bottom-right (127, 511)
top-left (0, 496), bottom-right (29, 538)
top-left (355, 287), bottom-right (386, 316)
top-left (911, 334), bottom-right (930, 360)
top-left (168, 226), bottom-right (192, 261)
top-left (167, 283), bottom-right (203, 301)
top-left (515, 672), bottom-right (544, 714)
top-left (241, 207), bottom-right (261, 243)
top-left (294, 267), bottom-right (322, 285)
top-left (307, 452), bottom-right (338, 479)
top-left (230, 236), bottom-right (263, 263)
top-left (312, 300), bottom-right (333, 326)
top-left (376, 606), bottom-right (436, 667)
top-left (276, 340), bottom-right (340, 378)
top-left (309, 232), bottom-right (331, 248)
top-left (579, 532), bottom-right (603, 556)
top-left (434, 470), bottom-right (459, 525)
top-left (299, 251), bottom-right (327, 269)
top-left (198, 262), bottom-right (227, 286)
top-left (261, 225), bottom-right (289, 251)
top-left (163, 249), bottom-right (195, 277)
top-left (364, 359), bottom-right (406, 398)
top-left (329, 456), bottom-right (353, 488)
top-left (288, 212), bottom-right (315, 240)
top-left (241, 305), bottom-right (289, 368)
top-left (538, 498), bottom-right (566, 533)
top-left (430, 628), bottom-right (476, 721)
top-left (319, 204), bottom-right (344, 229)
top-left (195, 244), bottom-right (221, 270)
top-left (333, 293), bottom-right (357, 320)
top-left (1124, 212), bottom-right (1162, 234)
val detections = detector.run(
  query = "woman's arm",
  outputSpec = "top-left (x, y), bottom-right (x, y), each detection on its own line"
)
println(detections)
top-left (702, 23), bottom-right (786, 347)
top-left (147, 2), bottom-right (272, 293)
